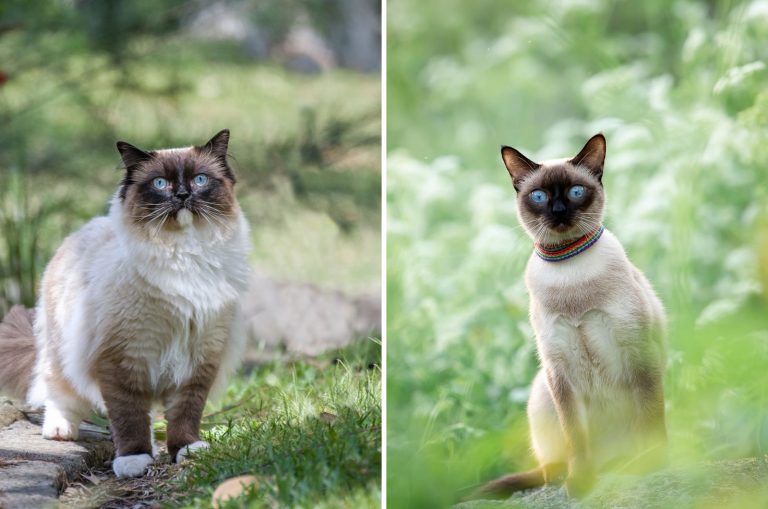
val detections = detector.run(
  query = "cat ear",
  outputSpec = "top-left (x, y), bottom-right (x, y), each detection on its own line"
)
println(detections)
top-left (116, 141), bottom-right (152, 173)
top-left (116, 141), bottom-right (153, 200)
top-left (201, 129), bottom-right (230, 160)
top-left (199, 129), bottom-right (236, 182)
top-left (501, 146), bottom-right (540, 191)
top-left (570, 133), bottom-right (606, 181)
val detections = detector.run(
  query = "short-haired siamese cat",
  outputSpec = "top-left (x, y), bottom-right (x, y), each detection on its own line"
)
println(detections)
top-left (480, 134), bottom-right (667, 498)
top-left (0, 130), bottom-right (250, 478)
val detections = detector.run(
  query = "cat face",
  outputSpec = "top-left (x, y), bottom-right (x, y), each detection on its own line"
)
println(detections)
top-left (116, 130), bottom-right (238, 237)
top-left (501, 134), bottom-right (606, 244)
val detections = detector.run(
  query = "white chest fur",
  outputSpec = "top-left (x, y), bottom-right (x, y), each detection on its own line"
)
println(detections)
top-left (526, 231), bottom-right (658, 390)
top-left (110, 215), bottom-right (250, 388)
top-left (43, 208), bottom-right (251, 409)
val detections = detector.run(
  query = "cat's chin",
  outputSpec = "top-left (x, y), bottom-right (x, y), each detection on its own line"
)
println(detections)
top-left (551, 223), bottom-right (572, 233)
top-left (177, 209), bottom-right (194, 228)
top-left (535, 224), bottom-right (591, 245)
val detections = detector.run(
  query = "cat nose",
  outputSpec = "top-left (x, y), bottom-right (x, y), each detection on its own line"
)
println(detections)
top-left (176, 187), bottom-right (190, 200)
top-left (552, 200), bottom-right (567, 216)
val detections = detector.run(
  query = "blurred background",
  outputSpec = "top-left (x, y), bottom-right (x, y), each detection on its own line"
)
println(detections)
top-left (0, 0), bottom-right (381, 353)
top-left (387, 0), bottom-right (768, 507)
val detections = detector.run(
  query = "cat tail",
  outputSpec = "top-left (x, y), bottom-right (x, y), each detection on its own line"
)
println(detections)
top-left (467, 464), bottom-right (564, 500)
top-left (0, 305), bottom-right (37, 399)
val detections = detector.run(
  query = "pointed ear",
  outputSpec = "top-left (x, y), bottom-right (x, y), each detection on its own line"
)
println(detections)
top-left (201, 129), bottom-right (230, 160)
top-left (116, 141), bottom-right (153, 200)
top-left (199, 129), bottom-right (236, 182)
top-left (116, 141), bottom-right (152, 172)
top-left (569, 133), bottom-right (606, 181)
top-left (501, 145), bottom-right (540, 191)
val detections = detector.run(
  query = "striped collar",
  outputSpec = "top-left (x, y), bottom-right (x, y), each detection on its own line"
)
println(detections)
top-left (534, 225), bottom-right (604, 262)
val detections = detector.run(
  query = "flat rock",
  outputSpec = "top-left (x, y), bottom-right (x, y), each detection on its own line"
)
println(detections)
top-left (244, 273), bottom-right (380, 357)
top-left (0, 459), bottom-right (65, 509)
top-left (0, 401), bottom-right (24, 428)
top-left (0, 414), bottom-right (113, 508)
top-left (0, 420), bottom-right (112, 479)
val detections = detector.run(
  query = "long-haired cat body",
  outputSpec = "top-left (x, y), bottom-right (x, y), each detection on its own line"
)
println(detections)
top-left (0, 130), bottom-right (250, 478)
top-left (480, 134), bottom-right (667, 498)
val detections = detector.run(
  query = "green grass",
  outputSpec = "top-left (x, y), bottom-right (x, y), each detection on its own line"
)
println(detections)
top-left (0, 28), bottom-right (381, 312)
top-left (168, 338), bottom-right (381, 508)
top-left (387, 0), bottom-right (768, 507)
top-left (0, 6), bottom-right (381, 507)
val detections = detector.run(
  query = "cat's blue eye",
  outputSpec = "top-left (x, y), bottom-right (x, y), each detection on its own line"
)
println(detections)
top-left (530, 190), bottom-right (548, 203)
top-left (152, 177), bottom-right (168, 190)
top-left (193, 174), bottom-right (208, 186)
top-left (568, 185), bottom-right (585, 200)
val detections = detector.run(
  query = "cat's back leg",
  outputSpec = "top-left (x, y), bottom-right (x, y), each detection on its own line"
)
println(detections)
top-left (473, 369), bottom-right (567, 499)
top-left (39, 370), bottom-right (90, 440)
top-left (30, 305), bottom-right (90, 440)
top-left (528, 369), bottom-right (567, 480)
top-left (33, 347), bottom-right (90, 440)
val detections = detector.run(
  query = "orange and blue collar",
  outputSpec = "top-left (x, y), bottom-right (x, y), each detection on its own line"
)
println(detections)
top-left (534, 225), bottom-right (604, 262)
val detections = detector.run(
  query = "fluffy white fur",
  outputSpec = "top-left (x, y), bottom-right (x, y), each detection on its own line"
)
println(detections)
top-left (176, 440), bottom-right (210, 463)
top-left (113, 454), bottom-right (155, 479)
top-left (41, 403), bottom-right (81, 440)
top-left (27, 194), bottom-right (251, 475)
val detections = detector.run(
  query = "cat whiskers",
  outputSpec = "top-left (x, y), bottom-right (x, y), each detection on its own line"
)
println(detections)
top-left (573, 215), bottom-right (602, 238)
top-left (133, 201), bottom-right (167, 214)
top-left (195, 208), bottom-right (220, 232)
top-left (148, 214), bottom-right (167, 239)
top-left (192, 200), bottom-right (231, 230)
top-left (134, 204), bottom-right (170, 223)
top-left (138, 204), bottom-right (173, 238)
top-left (531, 219), bottom-right (549, 244)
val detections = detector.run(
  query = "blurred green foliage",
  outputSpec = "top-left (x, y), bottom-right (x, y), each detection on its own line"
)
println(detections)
top-left (387, 0), bottom-right (768, 507)
top-left (0, 0), bottom-right (381, 315)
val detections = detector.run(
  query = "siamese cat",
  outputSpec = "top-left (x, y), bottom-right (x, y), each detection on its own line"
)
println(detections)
top-left (0, 130), bottom-right (250, 478)
top-left (481, 134), bottom-right (667, 497)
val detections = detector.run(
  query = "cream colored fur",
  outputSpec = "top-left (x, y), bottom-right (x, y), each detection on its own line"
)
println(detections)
top-left (525, 228), bottom-right (666, 469)
top-left (27, 193), bottom-right (251, 442)
top-left (493, 134), bottom-right (668, 497)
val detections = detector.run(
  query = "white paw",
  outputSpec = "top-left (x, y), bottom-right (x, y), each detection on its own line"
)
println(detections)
top-left (113, 454), bottom-right (154, 478)
top-left (41, 409), bottom-right (79, 441)
top-left (176, 440), bottom-right (209, 463)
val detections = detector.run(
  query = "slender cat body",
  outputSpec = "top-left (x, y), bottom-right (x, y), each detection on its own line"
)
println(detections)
top-left (0, 130), bottom-right (250, 478)
top-left (481, 134), bottom-right (666, 497)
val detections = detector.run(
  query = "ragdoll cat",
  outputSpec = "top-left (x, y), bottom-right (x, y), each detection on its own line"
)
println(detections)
top-left (480, 134), bottom-right (667, 497)
top-left (0, 130), bottom-right (250, 478)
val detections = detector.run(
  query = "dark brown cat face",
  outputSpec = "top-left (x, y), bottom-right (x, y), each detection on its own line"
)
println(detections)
top-left (116, 130), bottom-right (238, 237)
top-left (501, 134), bottom-right (606, 244)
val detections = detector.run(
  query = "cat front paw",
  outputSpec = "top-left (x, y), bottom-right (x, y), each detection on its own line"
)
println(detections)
top-left (41, 412), bottom-right (79, 441)
top-left (113, 453), bottom-right (154, 478)
top-left (175, 440), bottom-right (209, 463)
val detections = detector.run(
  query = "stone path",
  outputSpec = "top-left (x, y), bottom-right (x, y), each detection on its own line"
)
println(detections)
top-left (0, 399), bottom-right (113, 509)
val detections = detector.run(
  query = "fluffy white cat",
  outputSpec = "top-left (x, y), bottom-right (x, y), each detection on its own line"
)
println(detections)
top-left (0, 130), bottom-right (250, 478)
